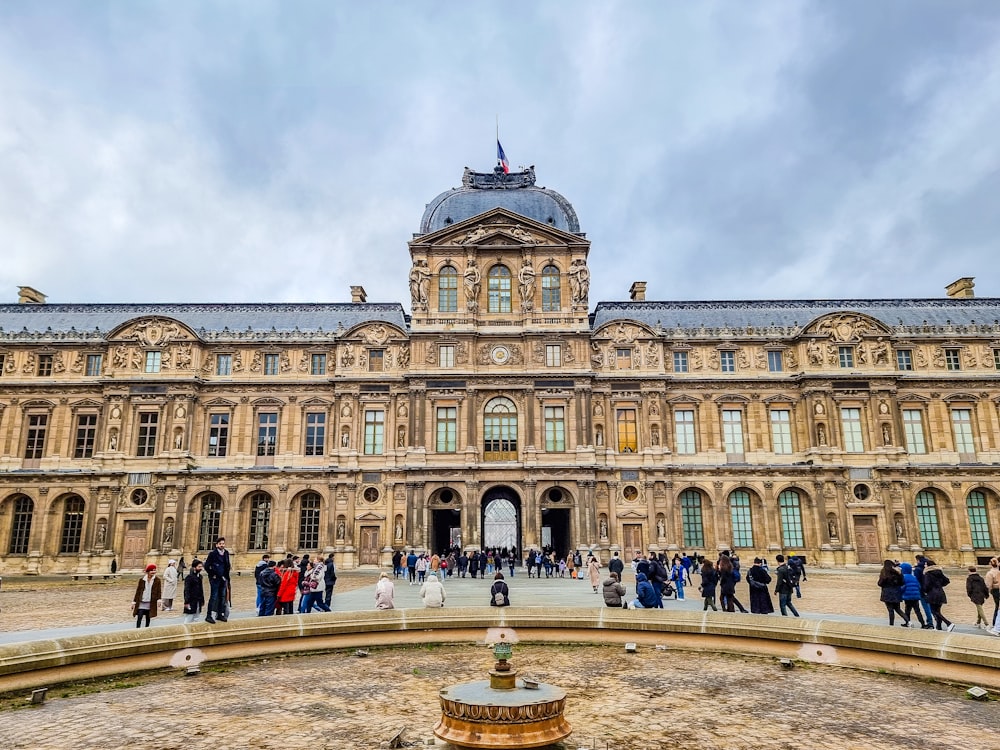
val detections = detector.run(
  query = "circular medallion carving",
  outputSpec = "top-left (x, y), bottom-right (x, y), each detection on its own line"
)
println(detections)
top-left (131, 488), bottom-right (148, 506)
top-left (363, 486), bottom-right (380, 503)
top-left (622, 485), bottom-right (639, 501)
top-left (490, 345), bottom-right (511, 365)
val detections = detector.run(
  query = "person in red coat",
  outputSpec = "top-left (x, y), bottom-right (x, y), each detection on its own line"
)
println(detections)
top-left (132, 564), bottom-right (162, 628)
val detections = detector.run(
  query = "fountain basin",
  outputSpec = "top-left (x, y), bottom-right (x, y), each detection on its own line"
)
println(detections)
top-left (434, 677), bottom-right (571, 749)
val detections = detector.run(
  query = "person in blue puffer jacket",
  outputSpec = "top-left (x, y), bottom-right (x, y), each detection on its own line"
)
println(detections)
top-left (630, 572), bottom-right (660, 609)
top-left (900, 562), bottom-right (928, 629)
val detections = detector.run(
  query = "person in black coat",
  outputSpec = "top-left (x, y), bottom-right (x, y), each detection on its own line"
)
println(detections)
top-left (923, 561), bottom-right (954, 631)
top-left (877, 559), bottom-right (908, 626)
top-left (608, 552), bottom-right (625, 580)
top-left (699, 560), bottom-right (719, 611)
top-left (183, 559), bottom-right (205, 624)
top-left (323, 553), bottom-right (338, 609)
top-left (746, 558), bottom-right (774, 614)
top-left (489, 572), bottom-right (510, 607)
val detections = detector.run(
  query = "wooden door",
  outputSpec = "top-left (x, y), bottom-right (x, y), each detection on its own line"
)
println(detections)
top-left (853, 516), bottom-right (880, 564)
top-left (122, 520), bottom-right (148, 569)
top-left (623, 524), bottom-right (644, 556)
top-left (360, 526), bottom-right (380, 565)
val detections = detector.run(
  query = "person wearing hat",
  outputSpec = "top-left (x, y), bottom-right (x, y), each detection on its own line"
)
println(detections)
top-left (132, 564), bottom-right (162, 628)
top-left (161, 559), bottom-right (179, 611)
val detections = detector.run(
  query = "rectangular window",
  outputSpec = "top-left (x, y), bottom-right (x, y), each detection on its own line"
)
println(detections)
top-left (968, 493), bottom-right (992, 548)
top-left (952, 408), bottom-right (975, 454)
top-left (208, 413), bottom-right (230, 457)
top-left (310, 353), bottom-right (327, 375)
top-left (439, 345), bottom-right (455, 369)
top-left (544, 406), bottom-right (566, 452)
top-left (257, 412), bottom-right (278, 456)
top-left (770, 410), bottom-right (792, 454)
top-left (264, 353), bottom-right (280, 376)
top-left (0, 353), bottom-right (5, 376)
top-left (9, 497), bottom-right (32, 554)
top-left (674, 409), bottom-right (696, 454)
top-left (681, 492), bottom-right (705, 548)
top-left (945, 348), bottom-right (961, 371)
top-left (779, 498), bottom-right (805, 547)
top-left (902, 409), bottom-right (926, 454)
top-left (436, 406), bottom-right (457, 452)
top-left (368, 349), bottom-right (384, 372)
top-left (364, 410), bottom-right (385, 455)
top-left (136, 412), bottom-right (159, 456)
top-left (916, 494), bottom-right (942, 548)
top-left (37, 354), bottom-right (53, 376)
top-left (840, 407), bottom-right (864, 452)
top-left (216, 354), bottom-right (232, 376)
top-left (545, 344), bottom-right (562, 368)
top-left (838, 346), bottom-right (854, 368)
top-left (85, 354), bottom-right (103, 377)
top-left (994, 349), bottom-right (1000, 370)
top-left (673, 351), bottom-right (688, 373)
top-left (59, 499), bottom-right (84, 554)
top-left (74, 414), bottom-right (98, 459)
top-left (439, 269), bottom-right (458, 312)
top-left (720, 351), bottom-right (735, 373)
top-left (616, 408), bottom-right (637, 453)
top-left (730, 492), bottom-right (754, 548)
top-left (722, 409), bottom-right (744, 454)
top-left (615, 348), bottom-right (632, 370)
top-left (24, 414), bottom-right (48, 459)
top-left (144, 351), bottom-right (161, 373)
top-left (304, 412), bottom-right (326, 456)
top-left (299, 496), bottom-right (321, 549)
top-left (767, 350), bottom-right (783, 372)
top-left (896, 349), bottom-right (913, 371)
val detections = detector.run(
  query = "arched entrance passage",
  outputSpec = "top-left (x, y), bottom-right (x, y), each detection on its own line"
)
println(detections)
top-left (482, 486), bottom-right (521, 554)
top-left (541, 486), bottom-right (571, 558)
top-left (430, 488), bottom-right (461, 555)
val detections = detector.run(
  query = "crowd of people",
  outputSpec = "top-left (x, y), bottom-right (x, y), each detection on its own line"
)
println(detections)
top-left (128, 540), bottom-right (1000, 635)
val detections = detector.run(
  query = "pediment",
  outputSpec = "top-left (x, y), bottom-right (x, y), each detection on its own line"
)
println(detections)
top-left (356, 511), bottom-right (386, 521)
top-left (615, 509), bottom-right (647, 519)
top-left (203, 397), bottom-right (238, 408)
top-left (70, 398), bottom-right (104, 410)
top-left (342, 322), bottom-right (407, 345)
top-left (418, 208), bottom-right (584, 248)
top-left (300, 397), bottom-right (332, 408)
top-left (897, 393), bottom-right (930, 403)
top-left (593, 320), bottom-right (657, 343)
top-left (762, 394), bottom-right (797, 404)
top-left (942, 392), bottom-right (978, 403)
top-left (803, 312), bottom-right (892, 342)
top-left (667, 395), bottom-right (701, 405)
top-left (108, 316), bottom-right (200, 346)
top-left (251, 397), bottom-right (286, 408)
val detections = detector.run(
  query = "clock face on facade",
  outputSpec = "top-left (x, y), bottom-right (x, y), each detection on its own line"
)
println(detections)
top-left (490, 346), bottom-right (510, 365)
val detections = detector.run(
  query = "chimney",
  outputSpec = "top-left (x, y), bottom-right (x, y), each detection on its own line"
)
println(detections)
top-left (629, 281), bottom-right (647, 302)
top-left (18, 286), bottom-right (47, 304)
top-left (350, 285), bottom-right (367, 303)
top-left (945, 277), bottom-right (975, 299)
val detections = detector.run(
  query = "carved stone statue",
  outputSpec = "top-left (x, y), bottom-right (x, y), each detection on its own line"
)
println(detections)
top-left (96, 521), bottom-right (107, 548)
top-left (409, 260), bottom-right (431, 307)
top-left (397, 426), bottom-right (406, 448)
top-left (108, 429), bottom-right (118, 451)
top-left (341, 430), bottom-right (350, 447)
top-left (895, 520), bottom-right (904, 540)
top-left (395, 521), bottom-right (403, 540)
top-left (162, 521), bottom-right (174, 548)
top-left (828, 518), bottom-right (838, 539)
top-left (595, 426), bottom-right (604, 446)
top-left (464, 258), bottom-right (481, 310)
top-left (817, 423), bottom-right (827, 447)
top-left (568, 259), bottom-right (590, 303)
top-left (882, 423), bottom-right (892, 446)
top-left (657, 517), bottom-right (666, 538)
top-left (337, 520), bottom-right (346, 540)
top-left (517, 258), bottom-right (536, 310)
top-left (599, 518), bottom-right (608, 539)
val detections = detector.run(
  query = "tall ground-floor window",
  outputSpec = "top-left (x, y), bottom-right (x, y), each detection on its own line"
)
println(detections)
top-left (778, 490), bottom-right (804, 547)
top-left (915, 491), bottom-right (942, 548)
top-left (59, 496), bottom-right (85, 553)
top-left (198, 495), bottom-right (222, 551)
top-left (729, 490), bottom-right (753, 548)
top-left (680, 490), bottom-right (704, 548)
top-left (299, 493), bottom-right (321, 549)
top-left (9, 496), bottom-right (34, 554)
top-left (966, 491), bottom-right (991, 548)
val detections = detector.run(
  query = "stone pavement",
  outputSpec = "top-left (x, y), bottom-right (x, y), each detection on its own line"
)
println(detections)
top-left (1, 567), bottom-right (999, 749)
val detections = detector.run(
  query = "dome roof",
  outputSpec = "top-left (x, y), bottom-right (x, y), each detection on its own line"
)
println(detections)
top-left (419, 167), bottom-right (581, 235)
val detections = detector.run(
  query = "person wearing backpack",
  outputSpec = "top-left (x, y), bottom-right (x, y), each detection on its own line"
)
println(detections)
top-left (257, 559), bottom-right (281, 617)
top-left (923, 560), bottom-right (954, 631)
top-left (490, 572), bottom-right (510, 607)
top-left (788, 555), bottom-right (807, 598)
top-left (774, 554), bottom-right (800, 617)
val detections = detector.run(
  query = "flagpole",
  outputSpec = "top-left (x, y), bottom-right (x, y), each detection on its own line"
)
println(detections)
top-left (495, 115), bottom-right (499, 167)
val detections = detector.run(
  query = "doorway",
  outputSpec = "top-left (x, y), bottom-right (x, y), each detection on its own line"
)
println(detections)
top-left (431, 508), bottom-right (461, 554)
top-left (360, 526), bottom-right (381, 565)
top-left (853, 516), bottom-right (880, 564)
top-left (541, 507), bottom-right (571, 558)
top-left (623, 523), bottom-right (644, 557)
top-left (122, 520), bottom-right (148, 569)
top-left (481, 486), bottom-right (521, 554)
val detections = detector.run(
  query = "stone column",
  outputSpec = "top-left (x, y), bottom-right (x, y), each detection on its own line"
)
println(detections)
top-left (464, 480), bottom-right (479, 549)
top-left (522, 479), bottom-right (537, 550)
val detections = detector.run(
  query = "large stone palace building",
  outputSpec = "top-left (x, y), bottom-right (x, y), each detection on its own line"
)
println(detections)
top-left (2, 165), bottom-right (1000, 574)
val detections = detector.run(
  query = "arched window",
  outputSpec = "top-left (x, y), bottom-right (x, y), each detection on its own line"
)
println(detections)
top-left (59, 496), bottom-right (85, 554)
top-left (915, 491), bottom-right (942, 548)
top-left (778, 490), bottom-right (804, 547)
top-left (197, 494), bottom-right (222, 551)
top-left (247, 492), bottom-right (271, 551)
top-left (8, 495), bottom-right (34, 554)
top-left (541, 265), bottom-right (561, 311)
top-left (299, 492), bottom-right (321, 549)
top-left (487, 265), bottom-right (512, 313)
top-left (438, 265), bottom-right (458, 312)
top-left (729, 490), bottom-right (753, 548)
top-left (967, 491), bottom-right (992, 548)
top-left (680, 490), bottom-right (704, 548)
top-left (484, 397), bottom-right (518, 461)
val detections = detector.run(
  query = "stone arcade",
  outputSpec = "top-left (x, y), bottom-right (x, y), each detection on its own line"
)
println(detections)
top-left (1, 166), bottom-right (1000, 574)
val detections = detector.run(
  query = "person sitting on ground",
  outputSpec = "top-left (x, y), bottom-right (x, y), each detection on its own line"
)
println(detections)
top-left (420, 572), bottom-right (446, 608)
top-left (490, 572), bottom-right (510, 607)
top-left (602, 571), bottom-right (627, 608)
top-left (629, 572), bottom-right (660, 609)
top-left (375, 570), bottom-right (395, 610)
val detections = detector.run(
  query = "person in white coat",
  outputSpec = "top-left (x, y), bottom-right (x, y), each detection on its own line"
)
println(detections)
top-left (420, 572), bottom-right (446, 608)
top-left (161, 559), bottom-right (179, 611)
top-left (375, 571), bottom-right (395, 610)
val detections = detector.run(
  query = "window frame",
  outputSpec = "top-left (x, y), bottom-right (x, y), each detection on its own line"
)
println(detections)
top-left (197, 495), bottom-right (222, 552)
top-left (767, 350), bottom-right (783, 373)
top-left (896, 349), bottom-right (913, 371)
top-left (840, 407), bottom-right (864, 453)
top-left (85, 354), bottom-right (103, 377)
top-left (298, 493), bottom-right (322, 549)
top-left (729, 490), bottom-right (754, 548)
top-left (769, 409), bottom-right (792, 454)
top-left (915, 490), bottom-right (942, 548)
top-left (37, 353), bottom-right (54, 377)
top-left (902, 408), bottom-right (927, 454)
top-left (310, 353), bottom-right (327, 376)
top-left (264, 353), bottom-right (280, 376)
top-left (208, 412), bottom-right (230, 457)
top-left (23, 412), bottom-right (48, 460)
top-left (363, 409), bottom-right (385, 455)
top-left (8, 496), bottom-right (34, 554)
top-left (59, 496), bottom-right (85, 554)
top-left (438, 265), bottom-right (459, 312)
top-left (673, 351), bottom-right (688, 373)
top-left (144, 351), bottom-right (161, 373)
top-left (74, 413), bottom-right (98, 459)
top-left (435, 406), bottom-right (458, 453)
top-left (247, 492), bottom-right (271, 551)
top-left (487, 265), bottom-right (512, 313)
top-left (368, 349), bottom-right (385, 372)
top-left (719, 350), bottom-right (735, 373)
top-left (540, 265), bottom-right (561, 312)
top-left (838, 346), bottom-right (854, 369)
top-left (439, 345), bottom-right (455, 368)
top-left (951, 407), bottom-right (975, 454)
top-left (136, 411), bottom-right (159, 457)
top-left (215, 354), bottom-right (232, 376)
top-left (778, 490), bottom-right (805, 547)
top-left (680, 490), bottom-right (705, 548)
top-left (483, 396), bottom-right (518, 461)
top-left (544, 405), bottom-right (566, 452)
top-left (944, 348), bottom-right (961, 371)
top-left (545, 344), bottom-right (562, 368)
top-left (722, 409), bottom-right (745, 454)
top-left (616, 407), bottom-right (638, 453)
top-left (967, 491), bottom-right (992, 549)
top-left (256, 411), bottom-right (278, 456)
top-left (304, 412), bottom-right (326, 456)
top-left (674, 409), bottom-right (696, 454)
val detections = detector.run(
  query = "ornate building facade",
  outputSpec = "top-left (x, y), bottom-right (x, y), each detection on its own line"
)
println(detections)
top-left (2, 166), bottom-right (1000, 574)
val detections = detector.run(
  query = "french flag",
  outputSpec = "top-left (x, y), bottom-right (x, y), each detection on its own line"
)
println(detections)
top-left (497, 140), bottom-right (509, 174)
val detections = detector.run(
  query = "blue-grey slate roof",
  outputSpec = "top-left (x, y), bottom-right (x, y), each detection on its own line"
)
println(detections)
top-left (0, 303), bottom-right (408, 342)
top-left (592, 299), bottom-right (1000, 336)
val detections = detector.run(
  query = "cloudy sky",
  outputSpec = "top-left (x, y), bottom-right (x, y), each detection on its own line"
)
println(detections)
top-left (1, 1), bottom-right (998, 308)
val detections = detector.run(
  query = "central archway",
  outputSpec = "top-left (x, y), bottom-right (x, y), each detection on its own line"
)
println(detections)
top-left (481, 486), bottom-right (521, 554)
